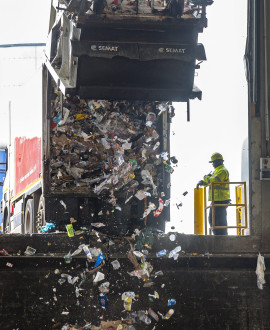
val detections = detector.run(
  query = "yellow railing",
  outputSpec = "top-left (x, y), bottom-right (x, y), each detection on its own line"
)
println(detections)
top-left (203, 182), bottom-right (248, 235)
top-left (194, 187), bottom-right (204, 235)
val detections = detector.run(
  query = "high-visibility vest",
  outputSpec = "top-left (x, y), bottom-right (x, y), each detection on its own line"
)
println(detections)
top-left (202, 165), bottom-right (230, 201)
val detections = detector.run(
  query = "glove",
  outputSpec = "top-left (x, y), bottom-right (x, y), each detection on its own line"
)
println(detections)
top-left (196, 180), bottom-right (203, 189)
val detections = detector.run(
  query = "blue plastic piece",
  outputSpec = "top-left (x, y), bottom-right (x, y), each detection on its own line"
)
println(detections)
top-left (94, 253), bottom-right (105, 267)
top-left (41, 222), bottom-right (56, 232)
top-left (98, 294), bottom-right (108, 308)
top-left (156, 249), bottom-right (168, 258)
top-left (167, 299), bottom-right (176, 306)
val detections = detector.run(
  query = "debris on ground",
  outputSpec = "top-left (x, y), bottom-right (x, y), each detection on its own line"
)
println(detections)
top-left (256, 252), bottom-right (266, 290)
top-left (24, 246), bottom-right (36, 256)
top-left (24, 228), bottom-right (187, 329)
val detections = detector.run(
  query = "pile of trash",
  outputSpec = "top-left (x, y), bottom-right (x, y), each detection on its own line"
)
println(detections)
top-left (101, 0), bottom-right (203, 17)
top-left (102, 0), bottom-right (174, 16)
top-left (50, 92), bottom-right (175, 213)
top-left (0, 229), bottom-right (182, 329)
top-left (60, 0), bottom-right (208, 18)
top-left (1, 228), bottom-right (219, 329)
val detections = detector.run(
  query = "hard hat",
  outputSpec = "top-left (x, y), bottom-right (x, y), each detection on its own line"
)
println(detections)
top-left (209, 152), bottom-right (223, 163)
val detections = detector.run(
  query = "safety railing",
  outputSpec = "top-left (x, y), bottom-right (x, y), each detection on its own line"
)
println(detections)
top-left (203, 182), bottom-right (248, 235)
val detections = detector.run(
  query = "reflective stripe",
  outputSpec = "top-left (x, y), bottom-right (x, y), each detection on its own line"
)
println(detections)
top-left (215, 186), bottom-right (229, 190)
top-left (207, 164), bottom-right (230, 201)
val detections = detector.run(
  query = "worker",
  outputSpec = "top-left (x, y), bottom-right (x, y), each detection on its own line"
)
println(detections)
top-left (196, 152), bottom-right (230, 235)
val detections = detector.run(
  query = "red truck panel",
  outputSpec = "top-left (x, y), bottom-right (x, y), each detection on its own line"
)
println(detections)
top-left (15, 137), bottom-right (42, 196)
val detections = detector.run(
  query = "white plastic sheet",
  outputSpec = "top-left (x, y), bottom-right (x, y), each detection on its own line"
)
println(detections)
top-left (256, 253), bottom-right (266, 290)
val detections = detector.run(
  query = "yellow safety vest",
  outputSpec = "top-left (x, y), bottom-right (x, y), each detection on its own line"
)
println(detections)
top-left (202, 165), bottom-right (230, 201)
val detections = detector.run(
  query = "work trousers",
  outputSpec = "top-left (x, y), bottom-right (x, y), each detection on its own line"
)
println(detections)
top-left (208, 200), bottom-right (230, 235)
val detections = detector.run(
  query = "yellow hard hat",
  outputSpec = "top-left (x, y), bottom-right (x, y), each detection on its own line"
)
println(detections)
top-left (209, 152), bottom-right (223, 163)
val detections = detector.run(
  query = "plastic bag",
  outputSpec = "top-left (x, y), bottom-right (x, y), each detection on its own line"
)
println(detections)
top-left (93, 271), bottom-right (105, 283)
top-left (256, 253), bottom-right (266, 290)
top-left (24, 246), bottom-right (36, 256)
top-left (168, 246), bottom-right (181, 260)
top-left (111, 260), bottom-right (121, 270)
top-left (153, 198), bottom-right (164, 217)
top-left (58, 107), bottom-right (70, 126)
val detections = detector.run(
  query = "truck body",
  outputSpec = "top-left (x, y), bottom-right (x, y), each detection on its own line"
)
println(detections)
top-left (1, 138), bottom-right (43, 234)
top-left (1, 0), bottom-right (212, 234)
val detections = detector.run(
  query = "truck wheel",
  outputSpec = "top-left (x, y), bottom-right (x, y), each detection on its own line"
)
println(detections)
top-left (24, 199), bottom-right (34, 234)
top-left (36, 195), bottom-right (45, 233)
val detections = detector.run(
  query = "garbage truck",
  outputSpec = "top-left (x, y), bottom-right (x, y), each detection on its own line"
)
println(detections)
top-left (1, 0), bottom-right (212, 234)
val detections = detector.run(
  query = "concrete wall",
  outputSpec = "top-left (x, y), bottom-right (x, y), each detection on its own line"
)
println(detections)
top-left (0, 233), bottom-right (268, 330)
top-left (249, 0), bottom-right (270, 248)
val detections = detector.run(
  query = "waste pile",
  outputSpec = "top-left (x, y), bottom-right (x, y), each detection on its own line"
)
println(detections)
top-left (50, 91), bottom-right (175, 219)
top-left (1, 228), bottom-right (190, 329)
top-left (101, 0), bottom-right (202, 17)
top-left (40, 229), bottom-right (185, 329)
top-left (61, 0), bottom-right (206, 18)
